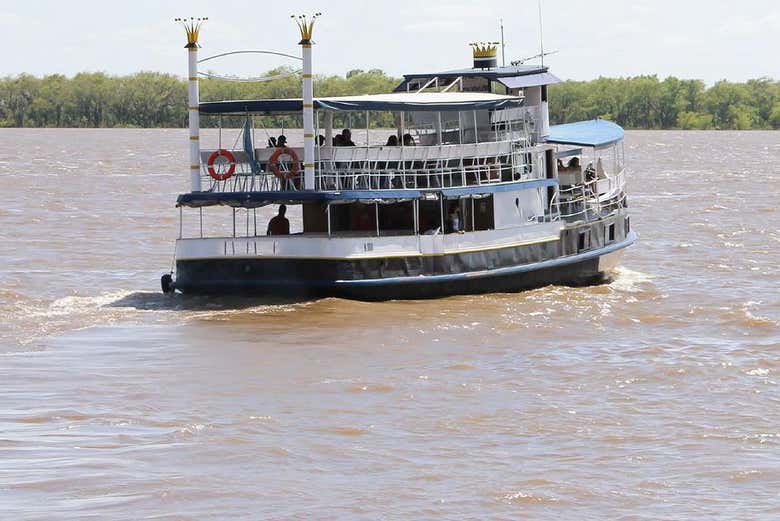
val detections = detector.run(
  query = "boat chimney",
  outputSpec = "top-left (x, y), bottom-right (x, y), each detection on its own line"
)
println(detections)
top-left (294, 13), bottom-right (321, 191)
top-left (176, 17), bottom-right (207, 193)
top-left (470, 42), bottom-right (499, 69)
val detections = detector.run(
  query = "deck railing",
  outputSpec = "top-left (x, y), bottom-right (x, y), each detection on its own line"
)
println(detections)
top-left (553, 168), bottom-right (627, 223)
top-left (199, 139), bottom-right (545, 193)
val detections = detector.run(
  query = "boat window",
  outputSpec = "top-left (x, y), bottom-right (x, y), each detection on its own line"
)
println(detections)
top-left (324, 201), bottom-right (415, 237)
top-left (578, 230), bottom-right (590, 251)
top-left (378, 201), bottom-right (415, 236)
top-left (418, 200), bottom-right (443, 235)
top-left (608, 223), bottom-right (615, 242)
top-left (328, 203), bottom-right (377, 235)
top-left (303, 203), bottom-right (328, 234)
top-left (473, 196), bottom-right (494, 231)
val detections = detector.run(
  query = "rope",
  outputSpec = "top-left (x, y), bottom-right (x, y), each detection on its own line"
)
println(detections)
top-left (169, 240), bottom-right (177, 275)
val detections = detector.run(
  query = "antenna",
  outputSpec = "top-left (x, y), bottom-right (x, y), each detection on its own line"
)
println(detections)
top-left (538, 0), bottom-right (545, 66)
top-left (511, 50), bottom-right (558, 66)
top-left (500, 19), bottom-right (506, 67)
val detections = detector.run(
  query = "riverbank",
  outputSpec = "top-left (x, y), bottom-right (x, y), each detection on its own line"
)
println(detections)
top-left (1, 72), bottom-right (777, 130)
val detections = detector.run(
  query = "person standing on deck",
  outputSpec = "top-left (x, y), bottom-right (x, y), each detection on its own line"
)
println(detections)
top-left (267, 205), bottom-right (290, 235)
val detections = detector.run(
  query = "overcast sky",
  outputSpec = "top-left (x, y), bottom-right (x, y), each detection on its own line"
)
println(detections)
top-left (1, 0), bottom-right (777, 83)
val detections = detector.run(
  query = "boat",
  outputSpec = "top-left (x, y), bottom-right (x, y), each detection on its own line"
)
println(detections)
top-left (163, 16), bottom-right (635, 300)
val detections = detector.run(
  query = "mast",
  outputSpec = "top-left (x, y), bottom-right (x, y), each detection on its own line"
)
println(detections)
top-left (176, 17), bottom-right (207, 193)
top-left (500, 19), bottom-right (506, 67)
top-left (538, 0), bottom-right (545, 67)
top-left (294, 13), bottom-right (321, 191)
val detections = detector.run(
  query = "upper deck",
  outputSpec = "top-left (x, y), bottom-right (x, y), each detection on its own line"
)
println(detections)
top-left (394, 64), bottom-right (561, 93)
top-left (182, 42), bottom-right (625, 227)
top-left (195, 91), bottom-right (550, 196)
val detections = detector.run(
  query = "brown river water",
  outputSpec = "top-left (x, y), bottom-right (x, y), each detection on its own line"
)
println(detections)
top-left (0, 129), bottom-right (778, 519)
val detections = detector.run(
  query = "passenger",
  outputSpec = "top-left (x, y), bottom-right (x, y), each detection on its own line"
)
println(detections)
top-left (585, 161), bottom-right (596, 182)
top-left (385, 135), bottom-right (399, 146)
top-left (340, 129), bottom-right (355, 146)
top-left (402, 133), bottom-right (416, 146)
top-left (266, 204), bottom-right (290, 235)
top-left (447, 202), bottom-right (463, 233)
top-left (267, 136), bottom-right (277, 148)
top-left (317, 134), bottom-right (325, 146)
top-left (276, 135), bottom-right (288, 148)
top-left (333, 134), bottom-right (345, 146)
top-left (567, 157), bottom-right (580, 170)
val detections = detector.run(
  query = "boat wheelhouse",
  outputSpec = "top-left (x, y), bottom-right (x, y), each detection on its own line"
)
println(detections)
top-left (164, 18), bottom-right (635, 300)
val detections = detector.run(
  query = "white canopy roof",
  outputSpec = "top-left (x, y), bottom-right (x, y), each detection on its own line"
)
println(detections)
top-left (199, 92), bottom-right (525, 114)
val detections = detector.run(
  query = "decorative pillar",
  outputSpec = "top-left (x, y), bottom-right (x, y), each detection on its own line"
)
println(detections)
top-left (294, 13), bottom-right (321, 191)
top-left (176, 17), bottom-right (207, 192)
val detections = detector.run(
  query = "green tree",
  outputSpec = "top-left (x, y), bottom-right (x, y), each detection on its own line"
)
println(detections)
top-left (769, 102), bottom-right (780, 129)
top-left (0, 71), bottom-right (776, 129)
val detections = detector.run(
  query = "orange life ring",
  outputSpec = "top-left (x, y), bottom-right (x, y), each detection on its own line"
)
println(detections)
top-left (207, 149), bottom-right (236, 181)
top-left (268, 147), bottom-right (300, 181)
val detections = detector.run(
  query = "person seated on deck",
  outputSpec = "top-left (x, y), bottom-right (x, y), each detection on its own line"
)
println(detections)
top-left (337, 129), bottom-right (355, 146)
top-left (276, 135), bottom-right (288, 148)
top-left (267, 136), bottom-right (277, 148)
top-left (567, 157), bottom-right (580, 171)
top-left (266, 204), bottom-right (290, 236)
top-left (402, 133), bottom-right (416, 146)
top-left (317, 135), bottom-right (326, 146)
top-left (385, 135), bottom-right (399, 146)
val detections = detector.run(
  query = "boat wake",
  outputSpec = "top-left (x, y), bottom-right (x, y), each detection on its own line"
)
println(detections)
top-left (106, 291), bottom-right (311, 312)
top-left (607, 266), bottom-right (653, 293)
top-left (1, 289), bottom-right (317, 352)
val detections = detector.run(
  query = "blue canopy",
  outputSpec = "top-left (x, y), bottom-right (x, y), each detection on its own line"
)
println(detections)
top-left (176, 190), bottom-right (423, 208)
top-left (199, 99), bottom-right (303, 114)
top-left (546, 119), bottom-right (624, 148)
top-left (177, 178), bottom-right (559, 208)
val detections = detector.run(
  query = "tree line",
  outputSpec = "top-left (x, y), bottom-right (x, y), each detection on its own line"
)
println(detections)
top-left (0, 70), bottom-right (778, 129)
top-left (548, 76), bottom-right (780, 130)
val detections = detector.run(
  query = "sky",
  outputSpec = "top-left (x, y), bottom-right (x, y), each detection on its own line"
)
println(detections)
top-left (0, 0), bottom-right (777, 83)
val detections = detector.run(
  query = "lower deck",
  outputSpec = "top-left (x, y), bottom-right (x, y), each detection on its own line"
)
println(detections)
top-left (173, 212), bottom-right (634, 300)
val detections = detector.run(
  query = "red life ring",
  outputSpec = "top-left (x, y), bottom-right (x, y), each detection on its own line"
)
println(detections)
top-left (207, 149), bottom-right (236, 181)
top-left (268, 147), bottom-right (300, 181)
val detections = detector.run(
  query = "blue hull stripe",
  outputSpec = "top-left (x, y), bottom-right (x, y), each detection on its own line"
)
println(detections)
top-left (334, 231), bottom-right (636, 287)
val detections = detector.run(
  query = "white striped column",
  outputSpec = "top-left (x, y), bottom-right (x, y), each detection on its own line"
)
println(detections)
top-left (188, 46), bottom-right (201, 192)
top-left (301, 42), bottom-right (315, 190)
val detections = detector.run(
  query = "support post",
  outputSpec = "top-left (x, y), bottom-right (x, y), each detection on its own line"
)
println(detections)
top-left (324, 111), bottom-right (333, 147)
top-left (295, 13), bottom-right (321, 190)
top-left (177, 17), bottom-right (207, 192)
top-left (326, 203), bottom-right (331, 237)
